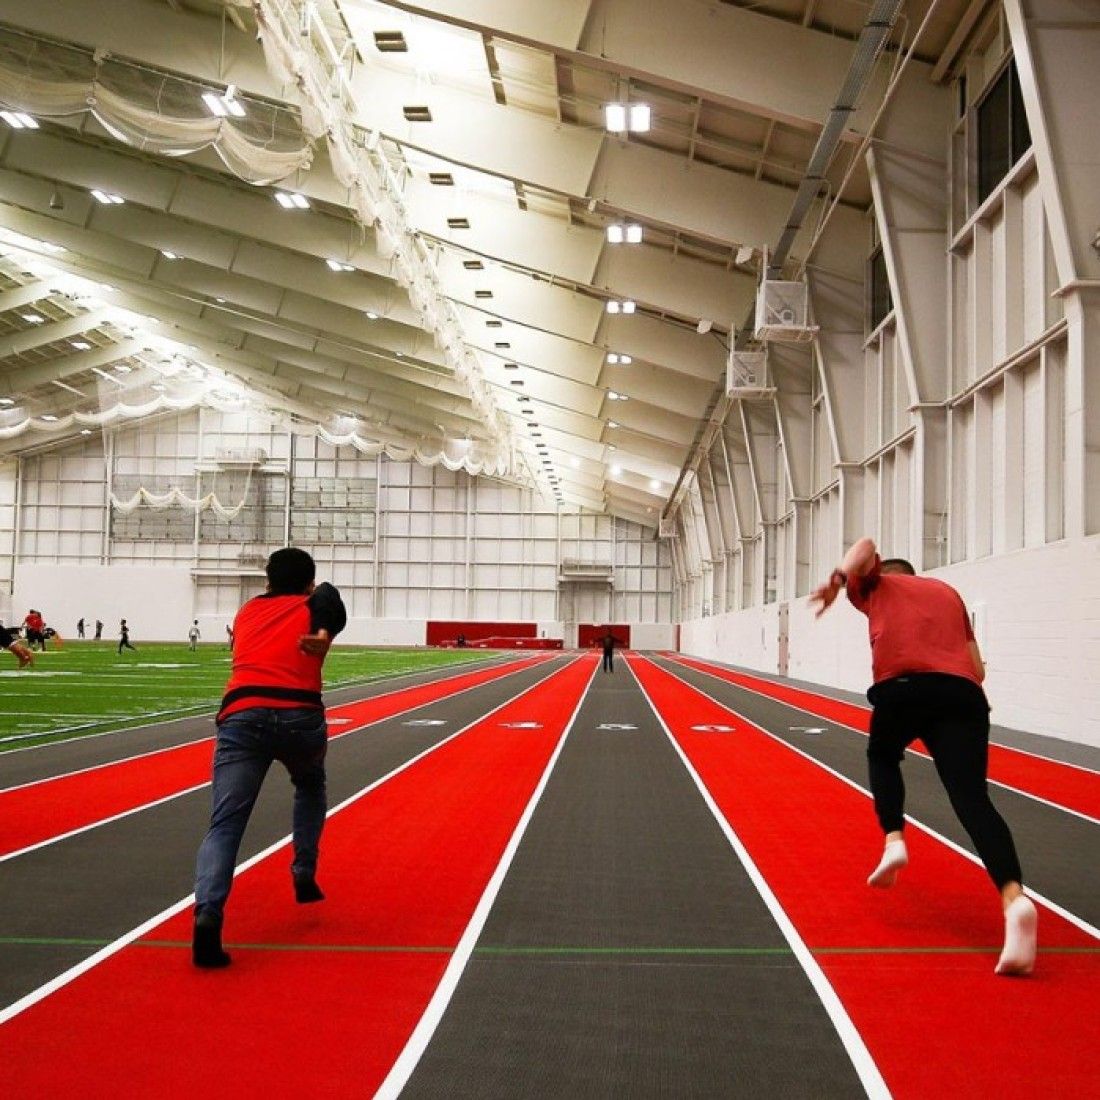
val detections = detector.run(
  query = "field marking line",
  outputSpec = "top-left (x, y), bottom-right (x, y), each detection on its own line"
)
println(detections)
top-left (0, 656), bottom-right (584, 1026)
top-left (626, 655), bottom-right (890, 1100)
top-left (669, 655), bottom-right (1100, 826)
top-left (0, 657), bottom-right (560, 862)
top-left (648, 656), bottom-right (1100, 942)
top-left (374, 658), bottom-right (599, 1100)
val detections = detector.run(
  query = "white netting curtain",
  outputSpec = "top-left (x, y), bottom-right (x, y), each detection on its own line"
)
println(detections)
top-left (0, 28), bottom-right (312, 184)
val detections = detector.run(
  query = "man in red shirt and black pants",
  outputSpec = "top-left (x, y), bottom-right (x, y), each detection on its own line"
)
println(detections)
top-left (192, 547), bottom-right (347, 968)
top-left (812, 537), bottom-right (1037, 976)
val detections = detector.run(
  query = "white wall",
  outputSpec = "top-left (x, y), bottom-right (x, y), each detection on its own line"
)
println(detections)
top-left (630, 623), bottom-right (677, 651)
top-left (681, 535), bottom-right (1100, 748)
top-left (14, 562), bottom-right (194, 642)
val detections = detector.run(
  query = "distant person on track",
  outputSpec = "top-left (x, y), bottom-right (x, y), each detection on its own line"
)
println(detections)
top-left (118, 619), bottom-right (136, 654)
top-left (1, 620), bottom-right (34, 669)
top-left (599, 631), bottom-right (617, 673)
top-left (192, 547), bottom-right (347, 969)
top-left (225, 623), bottom-right (234, 650)
top-left (94, 619), bottom-right (103, 641)
top-left (77, 617), bottom-right (85, 640)
top-left (188, 620), bottom-right (201, 652)
top-left (811, 536), bottom-right (1036, 976)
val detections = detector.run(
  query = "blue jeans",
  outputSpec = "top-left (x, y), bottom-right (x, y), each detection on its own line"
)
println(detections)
top-left (194, 707), bottom-right (328, 919)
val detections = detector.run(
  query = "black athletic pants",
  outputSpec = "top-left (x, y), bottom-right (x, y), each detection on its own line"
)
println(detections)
top-left (867, 673), bottom-right (1022, 889)
top-left (602, 650), bottom-right (613, 672)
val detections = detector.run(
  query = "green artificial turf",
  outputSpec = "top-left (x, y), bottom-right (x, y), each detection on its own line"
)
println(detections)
top-left (0, 643), bottom-right (496, 751)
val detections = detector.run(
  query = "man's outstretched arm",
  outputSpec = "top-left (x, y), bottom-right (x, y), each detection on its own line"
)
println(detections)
top-left (809, 537), bottom-right (879, 617)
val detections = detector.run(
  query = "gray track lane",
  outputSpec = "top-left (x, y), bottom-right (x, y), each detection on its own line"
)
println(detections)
top-left (657, 657), bottom-right (1100, 929)
top-left (401, 660), bottom-right (867, 1099)
top-left (0, 654), bottom-right (520, 789)
top-left (0, 657), bottom-right (566, 1010)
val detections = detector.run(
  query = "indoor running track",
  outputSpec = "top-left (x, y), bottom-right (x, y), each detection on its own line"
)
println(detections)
top-left (1, 651), bottom-right (1096, 1099)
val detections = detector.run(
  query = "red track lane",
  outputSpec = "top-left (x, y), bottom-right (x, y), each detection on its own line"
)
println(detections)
top-left (670, 653), bottom-right (1100, 821)
top-left (631, 655), bottom-right (1099, 1099)
top-left (0, 655), bottom-right (546, 859)
top-left (0, 655), bottom-right (596, 1096)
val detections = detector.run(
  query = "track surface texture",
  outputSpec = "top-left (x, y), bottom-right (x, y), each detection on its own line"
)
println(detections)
top-left (1, 651), bottom-right (1095, 1099)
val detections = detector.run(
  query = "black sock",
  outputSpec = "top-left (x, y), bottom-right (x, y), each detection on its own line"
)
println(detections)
top-left (293, 873), bottom-right (325, 904)
top-left (192, 913), bottom-right (231, 968)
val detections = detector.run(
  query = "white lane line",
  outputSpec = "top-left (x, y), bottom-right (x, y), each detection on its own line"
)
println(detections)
top-left (374, 658), bottom-right (599, 1100)
top-left (670, 656), bottom-right (1100, 827)
top-left (671, 654), bottom-right (1100, 777)
top-left (649, 657), bottom-right (1100, 943)
top-left (0, 658), bottom-right (558, 863)
top-left (0, 656), bottom-right (583, 1026)
top-left (0, 654), bottom-right (539, 757)
top-left (625, 656), bottom-right (890, 1100)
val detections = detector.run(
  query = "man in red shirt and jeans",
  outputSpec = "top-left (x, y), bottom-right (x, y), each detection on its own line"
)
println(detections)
top-left (192, 547), bottom-right (347, 968)
top-left (811, 536), bottom-right (1037, 976)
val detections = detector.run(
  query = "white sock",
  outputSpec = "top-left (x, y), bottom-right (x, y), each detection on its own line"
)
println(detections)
top-left (867, 838), bottom-right (908, 888)
top-left (995, 895), bottom-right (1038, 976)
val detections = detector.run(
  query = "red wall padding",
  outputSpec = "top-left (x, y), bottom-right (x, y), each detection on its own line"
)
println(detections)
top-left (577, 624), bottom-right (631, 649)
top-left (426, 621), bottom-right (538, 646)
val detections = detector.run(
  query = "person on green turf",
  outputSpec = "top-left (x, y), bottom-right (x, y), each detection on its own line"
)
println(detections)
top-left (811, 536), bottom-right (1036, 976)
top-left (192, 547), bottom-right (347, 968)
top-left (1, 621), bottom-right (34, 669)
top-left (118, 619), bottom-right (136, 654)
top-left (188, 620), bottom-right (201, 651)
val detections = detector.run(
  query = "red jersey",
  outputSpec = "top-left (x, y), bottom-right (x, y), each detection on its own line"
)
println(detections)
top-left (846, 557), bottom-right (979, 686)
top-left (217, 583), bottom-right (347, 722)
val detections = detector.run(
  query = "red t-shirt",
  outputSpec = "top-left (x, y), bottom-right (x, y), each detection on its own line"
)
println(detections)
top-left (217, 583), bottom-right (346, 722)
top-left (846, 557), bottom-right (980, 686)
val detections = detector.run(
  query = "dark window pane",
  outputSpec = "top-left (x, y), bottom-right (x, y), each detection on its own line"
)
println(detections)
top-left (869, 247), bottom-right (893, 330)
top-left (1010, 64), bottom-right (1032, 163)
top-left (978, 67), bottom-right (1011, 202)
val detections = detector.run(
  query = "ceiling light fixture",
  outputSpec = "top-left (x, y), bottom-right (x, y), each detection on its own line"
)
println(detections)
top-left (650, 479), bottom-right (661, 490)
top-left (1, 110), bottom-right (38, 129)
top-left (275, 192), bottom-right (311, 209)
top-left (606, 224), bottom-right (643, 244)
top-left (0, 397), bottom-right (14, 406)
top-left (91, 190), bottom-right (124, 205)
top-left (22, 313), bottom-right (44, 324)
top-left (71, 341), bottom-right (92, 350)
top-left (611, 464), bottom-right (623, 475)
top-left (608, 420), bottom-right (619, 429)
top-left (326, 259), bottom-right (355, 272)
top-left (160, 250), bottom-right (179, 260)
top-left (80, 428), bottom-right (92, 435)
top-left (606, 300), bottom-right (636, 315)
top-left (202, 88), bottom-right (246, 118)
top-left (604, 102), bottom-right (651, 134)
top-left (41, 414), bottom-right (59, 422)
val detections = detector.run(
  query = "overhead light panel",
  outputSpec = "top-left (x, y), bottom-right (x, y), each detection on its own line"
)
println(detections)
top-left (611, 464), bottom-right (623, 475)
top-left (463, 259), bottom-right (484, 270)
top-left (447, 217), bottom-right (471, 229)
top-left (606, 224), bottom-right (643, 244)
top-left (365, 311), bottom-right (379, 320)
top-left (160, 250), bottom-right (179, 260)
top-left (41, 414), bottom-right (59, 422)
top-left (0, 397), bottom-right (14, 406)
top-left (604, 102), bottom-right (651, 134)
top-left (91, 190), bottom-right (124, 205)
top-left (606, 353), bottom-right (633, 365)
top-left (115, 364), bottom-right (133, 374)
top-left (202, 88), bottom-right (246, 118)
top-left (275, 192), bottom-right (310, 209)
top-left (403, 105), bottom-right (433, 122)
top-left (486, 319), bottom-right (503, 328)
top-left (71, 341), bottom-right (92, 350)
top-left (21, 314), bottom-right (44, 325)
top-left (326, 259), bottom-right (355, 271)
top-left (650, 479), bottom-right (661, 490)
top-left (475, 290), bottom-right (494, 300)
top-left (429, 172), bottom-right (454, 186)
top-left (1, 110), bottom-right (38, 130)
top-left (608, 420), bottom-right (619, 429)
top-left (606, 300), bottom-right (636, 315)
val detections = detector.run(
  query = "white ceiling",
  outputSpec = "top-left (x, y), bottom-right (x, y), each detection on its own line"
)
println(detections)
top-left (0, 0), bottom-right (973, 529)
